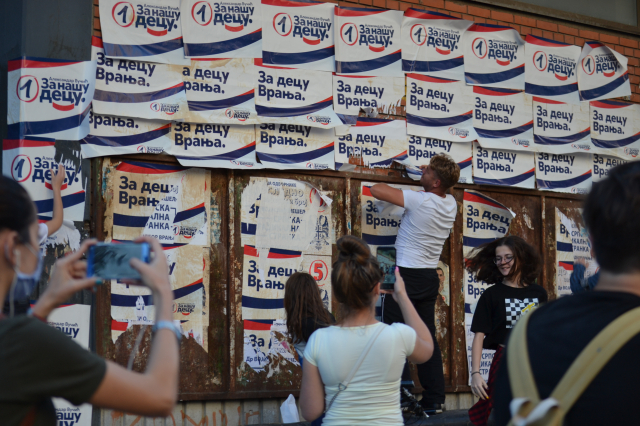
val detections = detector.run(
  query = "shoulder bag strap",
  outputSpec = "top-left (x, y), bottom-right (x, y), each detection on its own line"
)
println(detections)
top-left (324, 323), bottom-right (386, 414)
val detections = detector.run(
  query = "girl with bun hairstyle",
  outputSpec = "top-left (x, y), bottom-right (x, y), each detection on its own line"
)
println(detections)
top-left (300, 235), bottom-right (434, 425)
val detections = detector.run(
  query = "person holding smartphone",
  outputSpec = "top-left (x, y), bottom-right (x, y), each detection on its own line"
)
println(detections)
top-left (369, 154), bottom-right (460, 415)
top-left (0, 176), bottom-right (180, 425)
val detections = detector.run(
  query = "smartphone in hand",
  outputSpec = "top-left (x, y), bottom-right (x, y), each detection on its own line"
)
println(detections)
top-left (87, 242), bottom-right (150, 280)
top-left (377, 247), bottom-right (396, 290)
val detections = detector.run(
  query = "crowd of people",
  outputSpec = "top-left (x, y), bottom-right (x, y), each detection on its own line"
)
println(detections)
top-left (2, 156), bottom-right (639, 426)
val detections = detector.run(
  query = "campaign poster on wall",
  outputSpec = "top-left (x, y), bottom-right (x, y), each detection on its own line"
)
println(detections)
top-left (555, 208), bottom-right (574, 297)
top-left (577, 41), bottom-right (631, 102)
top-left (406, 74), bottom-right (477, 142)
top-left (535, 152), bottom-right (593, 194)
top-left (592, 153), bottom-right (630, 182)
top-left (81, 109), bottom-right (171, 158)
top-left (473, 142), bottom-right (535, 188)
top-left (335, 118), bottom-right (407, 168)
top-left (7, 58), bottom-right (96, 140)
top-left (256, 123), bottom-right (335, 170)
top-left (182, 59), bottom-right (258, 124)
top-left (401, 9), bottom-right (472, 80)
top-left (243, 319), bottom-right (299, 372)
top-left (524, 35), bottom-right (581, 104)
top-left (3, 139), bottom-right (86, 221)
top-left (463, 24), bottom-right (525, 90)
top-left (301, 255), bottom-right (332, 311)
top-left (100, 0), bottom-right (189, 65)
top-left (590, 100), bottom-right (640, 160)
top-left (91, 37), bottom-right (189, 121)
top-left (254, 59), bottom-right (341, 127)
top-left (335, 7), bottom-right (403, 77)
top-left (406, 136), bottom-right (473, 183)
top-left (261, 0), bottom-right (334, 71)
top-left (473, 87), bottom-right (533, 152)
top-left (463, 189), bottom-right (514, 383)
top-left (181, 0), bottom-right (262, 58)
top-left (166, 122), bottom-right (259, 169)
top-left (533, 98), bottom-right (592, 154)
top-left (333, 75), bottom-right (405, 117)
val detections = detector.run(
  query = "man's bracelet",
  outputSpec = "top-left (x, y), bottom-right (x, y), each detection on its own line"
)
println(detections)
top-left (471, 371), bottom-right (481, 376)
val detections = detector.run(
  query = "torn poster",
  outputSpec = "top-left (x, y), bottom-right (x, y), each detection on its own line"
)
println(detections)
top-left (181, 0), bottom-right (262, 59)
top-left (569, 218), bottom-right (599, 279)
top-left (6, 57), bottom-right (96, 140)
top-left (535, 152), bottom-right (593, 194)
top-left (243, 319), bottom-right (299, 372)
top-left (3, 139), bottom-right (85, 221)
top-left (256, 123), bottom-right (335, 170)
top-left (333, 75), bottom-right (405, 117)
top-left (181, 59), bottom-right (258, 124)
top-left (593, 153), bottom-right (630, 182)
top-left (166, 122), bottom-right (259, 169)
top-left (254, 59), bottom-right (341, 127)
top-left (81, 109), bottom-right (171, 158)
top-left (590, 100), bottom-right (640, 160)
top-left (305, 190), bottom-right (333, 256)
top-left (99, 0), bottom-right (189, 65)
top-left (41, 220), bottom-right (82, 252)
top-left (91, 37), bottom-right (189, 121)
top-left (532, 98), bottom-right (592, 154)
top-left (577, 41), bottom-right (631, 102)
top-left (301, 255), bottom-right (332, 312)
top-left (473, 142), bottom-right (535, 189)
top-left (406, 136), bottom-right (473, 183)
top-left (261, 0), bottom-right (335, 71)
top-left (335, 118), bottom-right (407, 168)
top-left (406, 74), bottom-right (477, 142)
top-left (555, 208), bottom-right (574, 297)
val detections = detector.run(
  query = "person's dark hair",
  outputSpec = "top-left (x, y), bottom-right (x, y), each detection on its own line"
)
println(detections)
top-left (0, 176), bottom-right (37, 243)
top-left (465, 235), bottom-right (541, 286)
top-left (583, 162), bottom-right (640, 273)
top-left (436, 267), bottom-right (444, 273)
top-left (332, 235), bottom-right (382, 317)
top-left (284, 272), bottom-right (332, 344)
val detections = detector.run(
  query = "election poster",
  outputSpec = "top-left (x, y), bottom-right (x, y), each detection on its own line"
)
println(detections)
top-left (590, 100), bottom-right (640, 160)
top-left (535, 152), bottom-right (593, 194)
top-left (333, 75), bottom-right (405, 117)
top-left (166, 122), bottom-right (259, 169)
top-left (305, 190), bottom-right (333, 257)
top-left (182, 58), bottom-right (258, 124)
top-left (406, 74), bottom-right (477, 142)
top-left (7, 57), bottom-right (96, 140)
top-left (181, 0), bottom-right (262, 59)
top-left (335, 118), bottom-right (408, 168)
top-left (569, 217), bottom-right (599, 280)
top-left (406, 136), bottom-right (473, 183)
top-left (577, 41), bottom-right (631, 102)
top-left (243, 319), bottom-right (299, 372)
top-left (473, 142), bottom-right (535, 189)
top-left (254, 59), bottom-right (341, 127)
top-left (401, 9), bottom-right (472, 80)
top-left (3, 139), bottom-right (86, 221)
top-left (463, 190), bottom-right (514, 383)
top-left (48, 304), bottom-right (93, 426)
top-left (91, 37), bottom-right (189, 121)
top-left (524, 35), bottom-right (581, 104)
top-left (533, 98), bottom-right (592, 154)
top-left (261, 0), bottom-right (334, 71)
top-left (463, 24), bottom-right (525, 90)
top-left (473, 87), bottom-right (533, 152)
top-left (555, 208), bottom-right (574, 297)
top-left (256, 123), bottom-right (335, 170)
top-left (81, 109), bottom-right (171, 158)
top-left (301, 255), bottom-right (332, 312)
top-left (335, 7), bottom-right (403, 77)
top-left (593, 153), bottom-right (630, 182)
top-left (100, 0), bottom-right (190, 65)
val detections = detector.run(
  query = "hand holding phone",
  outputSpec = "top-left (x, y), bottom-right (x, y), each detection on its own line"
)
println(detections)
top-left (376, 247), bottom-right (396, 290)
top-left (88, 242), bottom-right (150, 280)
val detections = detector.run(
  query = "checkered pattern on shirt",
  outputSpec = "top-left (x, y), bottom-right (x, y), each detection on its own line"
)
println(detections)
top-left (505, 298), bottom-right (539, 328)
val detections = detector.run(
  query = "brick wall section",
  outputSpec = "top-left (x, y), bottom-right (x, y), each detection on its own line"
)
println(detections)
top-left (92, 1), bottom-right (640, 100)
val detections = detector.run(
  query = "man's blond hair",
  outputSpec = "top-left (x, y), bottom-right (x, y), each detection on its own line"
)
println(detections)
top-left (430, 154), bottom-right (460, 190)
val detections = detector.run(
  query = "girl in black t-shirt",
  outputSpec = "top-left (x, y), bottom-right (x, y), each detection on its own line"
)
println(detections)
top-left (465, 236), bottom-right (547, 426)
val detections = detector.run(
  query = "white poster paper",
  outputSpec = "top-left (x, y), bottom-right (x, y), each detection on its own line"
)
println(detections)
top-left (532, 98), bottom-right (592, 154)
top-left (256, 123), bottom-right (335, 170)
top-left (555, 208), bottom-right (574, 297)
top-left (592, 153), bottom-right (631, 182)
top-left (301, 255), bottom-right (332, 311)
top-left (406, 136), bottom-right (473, 183)
top-left (535, 152), bottom-right (593, 194)
top-left (578, 41), bottom-right (631, 102)
top-left (333, 74), bottom-right (405, 117)
top-left (590, 100), bottom-right (640, 160)
top-left (473, 142), bottom-right (535, 188)
top-left (335, 118), bottom-right (407, 168)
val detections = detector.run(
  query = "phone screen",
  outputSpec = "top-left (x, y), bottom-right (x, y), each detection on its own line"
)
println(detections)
top-left (88, 243), bottom-right (150, 280)
top-left (376, 247), bottom-right (396, 290)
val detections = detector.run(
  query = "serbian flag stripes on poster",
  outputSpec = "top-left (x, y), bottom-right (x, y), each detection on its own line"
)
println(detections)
top-left (349, 118), bottom-right (408, 168)
top-left (81, 109), bottom-right (172, 158)
top-left (166, 122), bottom-right (261, 169)
top-left (578, 41), bottom-right (631, 101)
top-left (335, 7), bottom-right (403, 77)
top-left (535, 152), bottom-right (593, 194)
top-left (590, 100), bottom-right (640, 160)
top-left (401, 9), bottom-right (472, 80)
top-left (405, 137), bottom-right (473, 184)
top-left (524, 35), bottom-right (581, 104)
top-left (473, 141), bottom-right (535, 189)
top-left (256, 123), bottom-right (335, 170)
top-left (2, 139), bottom-right (86, 221)
top-left (261, 0), bottom-right (335, 71)
top-left (6, 57), bottom-right (96, 140)
top-left (91, 37), bottom-right (189, 121)
top-left (254, 59), bottom-right (341, 127)
top-left (473, 87), bottom-right (533, 152)
top-left (406, 74), bottom-right (477, 142)
top-left (99, 0), bottom-right (190, 65)
top-left (533, 98), bottom-right (593, 154)
top-left (462, 24), bottom-right (525, 90)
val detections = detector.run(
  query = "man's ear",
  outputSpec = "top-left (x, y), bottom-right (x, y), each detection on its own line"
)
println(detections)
top-left (0, 230), bottom-right (19, 267)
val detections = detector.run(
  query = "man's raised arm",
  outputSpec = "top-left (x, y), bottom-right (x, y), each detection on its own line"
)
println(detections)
top-left (370, 183), bottom-right (404, 207)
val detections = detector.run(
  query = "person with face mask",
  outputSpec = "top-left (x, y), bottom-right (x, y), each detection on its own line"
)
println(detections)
top-left (0, 176), bottom-right (180, 425)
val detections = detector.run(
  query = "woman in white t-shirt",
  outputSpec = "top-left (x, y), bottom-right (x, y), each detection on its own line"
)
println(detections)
top-left (300, 235), bottom-right (434, 426)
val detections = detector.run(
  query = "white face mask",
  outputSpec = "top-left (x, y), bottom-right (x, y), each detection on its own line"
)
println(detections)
top-left (8, 243), bottom-right (43, 317)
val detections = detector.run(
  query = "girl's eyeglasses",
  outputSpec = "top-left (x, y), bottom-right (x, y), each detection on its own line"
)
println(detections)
top-left (494, 255), bottom-right (514, 265)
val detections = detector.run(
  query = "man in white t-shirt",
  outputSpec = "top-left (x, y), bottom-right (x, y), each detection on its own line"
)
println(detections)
top-left (370, 154), bottom-right (459, 415)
